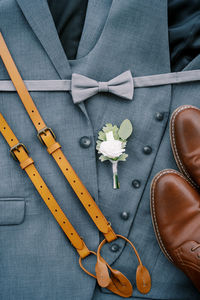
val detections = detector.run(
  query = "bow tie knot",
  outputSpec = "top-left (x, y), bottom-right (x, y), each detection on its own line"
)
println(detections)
top-left (71, 70), bottom-right (134, 104)
top-left (98, 81), bottom-right (109, 93)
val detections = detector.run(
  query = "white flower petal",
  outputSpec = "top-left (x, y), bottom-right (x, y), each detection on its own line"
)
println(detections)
top-left (99, 139), bottom-right (125, 159)
top-left (106, 131), bottom-right (115, 141)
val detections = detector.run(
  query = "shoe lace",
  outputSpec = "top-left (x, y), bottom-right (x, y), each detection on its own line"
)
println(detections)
top-left (191, 243), bottom-right (200, 258)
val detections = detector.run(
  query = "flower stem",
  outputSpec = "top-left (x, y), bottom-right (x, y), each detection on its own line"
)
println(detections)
top-left (112, 161), bottom-right (120, 189)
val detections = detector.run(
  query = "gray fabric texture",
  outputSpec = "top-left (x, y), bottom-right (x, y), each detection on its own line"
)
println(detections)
top-left (0, 0), bottom-right (199, 299)
top-left (71, 71), bottom-right (133, 103)
top-left (1, 69), bottom-right (200, 93)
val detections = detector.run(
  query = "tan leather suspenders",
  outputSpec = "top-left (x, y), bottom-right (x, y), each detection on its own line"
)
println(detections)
top-left (0, 32), bottom-right (151, 297)
top-left (0, 113), bottom-right (134, 298)
top-left (0, 113), bottom-right (90, 258)
top-left (0, 32), bottom-right (116, 243)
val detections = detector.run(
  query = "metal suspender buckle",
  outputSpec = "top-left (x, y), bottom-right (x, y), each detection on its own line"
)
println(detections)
top-left (10, 143), bottom-right (29, 161)
top-left (37, 127), bottom-right (56, 145)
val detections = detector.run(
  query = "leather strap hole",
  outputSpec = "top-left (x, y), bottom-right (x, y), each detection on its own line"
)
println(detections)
top-left (59, 157), bottom-right (61, 160)
top-left (73, 180), bottom-right (76, 183)
top-left (81, 192), bottom-right (83, 195)
top-left (55, 209), bottom-right (57, 212)
top-left (88, 204), bottom-right (91, 207)
top-left (48, 197), bottom-right (50, 200)
top-left (33, 174), bottom-right (35, 176)
top-left (3, 127), bottom-right (6, 130)
top-left (71, 233), bottom-right (73, 235)
top-left (96, 216), bottom-right (98, 218)
top-left (38, 122), bottom-right (41, 125)
top-left (40, 185), bottom-right (43, 188)
top-left (11, 138), bottom-right (13, 141)
top-left (63, 221), bottom-right (66, 224)
top-left (66, 168), bottom-right (68, 171)
top-left (32, 110), bottom-right (34, 113)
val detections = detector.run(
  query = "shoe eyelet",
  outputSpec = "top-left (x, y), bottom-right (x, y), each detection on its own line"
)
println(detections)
top-left (191, 248), bottom-right (195, 252)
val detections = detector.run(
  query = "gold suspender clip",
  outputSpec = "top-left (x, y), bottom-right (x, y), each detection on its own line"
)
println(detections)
top-left (10, 142), bottom-right (29, 160)
top-left (37, 126), bottom-right (56, 145)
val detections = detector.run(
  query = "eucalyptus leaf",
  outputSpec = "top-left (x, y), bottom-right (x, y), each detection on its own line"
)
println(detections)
top-left (98, 131), bottom-right (106, 141)
top-left (118, 119), bottom-right (133, 140)
top-left (96, 140), bottom-right (102, 150)
top-left (102, 123), bottom-right (113, 133)
top-left (121, 141), bottom-right (127, 148)
top-left (118, 153), bottom-right (128, 161)
top-left (112, 125), bottom-right (119, 140)
top-left (99, 155), bottom-right (109, 162)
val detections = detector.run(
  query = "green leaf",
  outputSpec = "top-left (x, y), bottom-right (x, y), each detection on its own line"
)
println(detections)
top-left (98, 131), bottom-right (106, 141)
top-left (121, 141), bottom-right (127, 148)
top-left (100, 123), bottom-right (120, 141)
top-left (118, 119), bottom-right (133, 140)
top-left (118, 153), bottom-right (128, 161)
top-left (99, 155), bottom-right (109, 162)
top-left (109, 157), bottom-right (119, 161)
top-left (112, 125), bottom-right (119, 140)
top-left (102, 123), bottom-right (113, 133)
top-left (96, 140), bottom-right (102, 150)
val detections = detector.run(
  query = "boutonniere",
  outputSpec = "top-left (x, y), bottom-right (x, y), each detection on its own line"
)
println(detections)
top-left (96, 119), bottom-right (133, 189)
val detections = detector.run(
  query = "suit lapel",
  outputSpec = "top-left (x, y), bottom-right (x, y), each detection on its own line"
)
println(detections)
top-left (15, 0), bottom-right (93, 119)
top-left (16, 0), bottom-right (71, 79)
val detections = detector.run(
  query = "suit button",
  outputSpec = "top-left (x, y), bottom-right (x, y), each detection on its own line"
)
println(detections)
top-left (132, 179), bottom-right (141, 188)
top-left (155, 112), bottom-right (164, 121)
top-left (110, 244), bottom-right (119, 252)
top-left (143, 146), bottom-right (152, 154)
top-left (121, 211), bottom-right (129, 220)
top-left (79, 136), bottom-right (91, 148)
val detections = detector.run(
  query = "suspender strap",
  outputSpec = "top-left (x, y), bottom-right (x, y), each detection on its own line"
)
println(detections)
top-left (0, 112), bottom-right (137, 298)
top-left (0, 113), bottom-right (90, 259)
top-left (0, 32), bottom-right (116, 243)
top-left (0, 34), bottom-right (152, 297)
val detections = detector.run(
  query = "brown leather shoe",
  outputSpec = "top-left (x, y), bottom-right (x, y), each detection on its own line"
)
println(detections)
top-left (170, 105), bottom-right (200, 188)
top-left (150, 169), bottom-right (200, 292)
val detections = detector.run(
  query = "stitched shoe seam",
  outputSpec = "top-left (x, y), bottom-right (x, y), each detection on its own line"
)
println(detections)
top-left (170, 105), bottom-right (199, 189)
top-left (151, 169), bottom-right (176, 262)
top-left (150, 169), bottom-right (195, 263)
top-left (179, 247), bottom-right (200, 276)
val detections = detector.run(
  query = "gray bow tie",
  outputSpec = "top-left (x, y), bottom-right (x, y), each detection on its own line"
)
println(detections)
top-left (71, 70), bottom-right (134, 104)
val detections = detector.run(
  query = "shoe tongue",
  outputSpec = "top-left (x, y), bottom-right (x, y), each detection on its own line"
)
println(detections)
top-left (136, 265), bottom-right (151, 294)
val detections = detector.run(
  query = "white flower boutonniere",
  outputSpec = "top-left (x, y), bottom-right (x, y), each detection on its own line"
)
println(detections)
top-left (96, 119), bottom-right (133, 189)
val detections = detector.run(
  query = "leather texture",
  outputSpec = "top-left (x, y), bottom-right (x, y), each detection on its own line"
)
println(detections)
top-left (95, 255), bottom-right (133, 298)
top-left (0, 112), bottom-right (91, 258)
top-left (0, 32), bottom-right (152, 298)
top-left (0, 31), bottom-right (117, 243)
top-left (0, 111), bottom-right (138, 298)
top-left (170, 105), bottom-right (200, 188)
top-left (151, 105), bottom-right (200, 292)
top-left (151, 169), bottom-right (200, 292)
top-left (96, 235), bottom-right (151, 295)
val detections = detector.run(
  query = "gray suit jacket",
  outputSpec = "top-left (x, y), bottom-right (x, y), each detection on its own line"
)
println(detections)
top-left (0, 0), bottom-right (199, 299)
